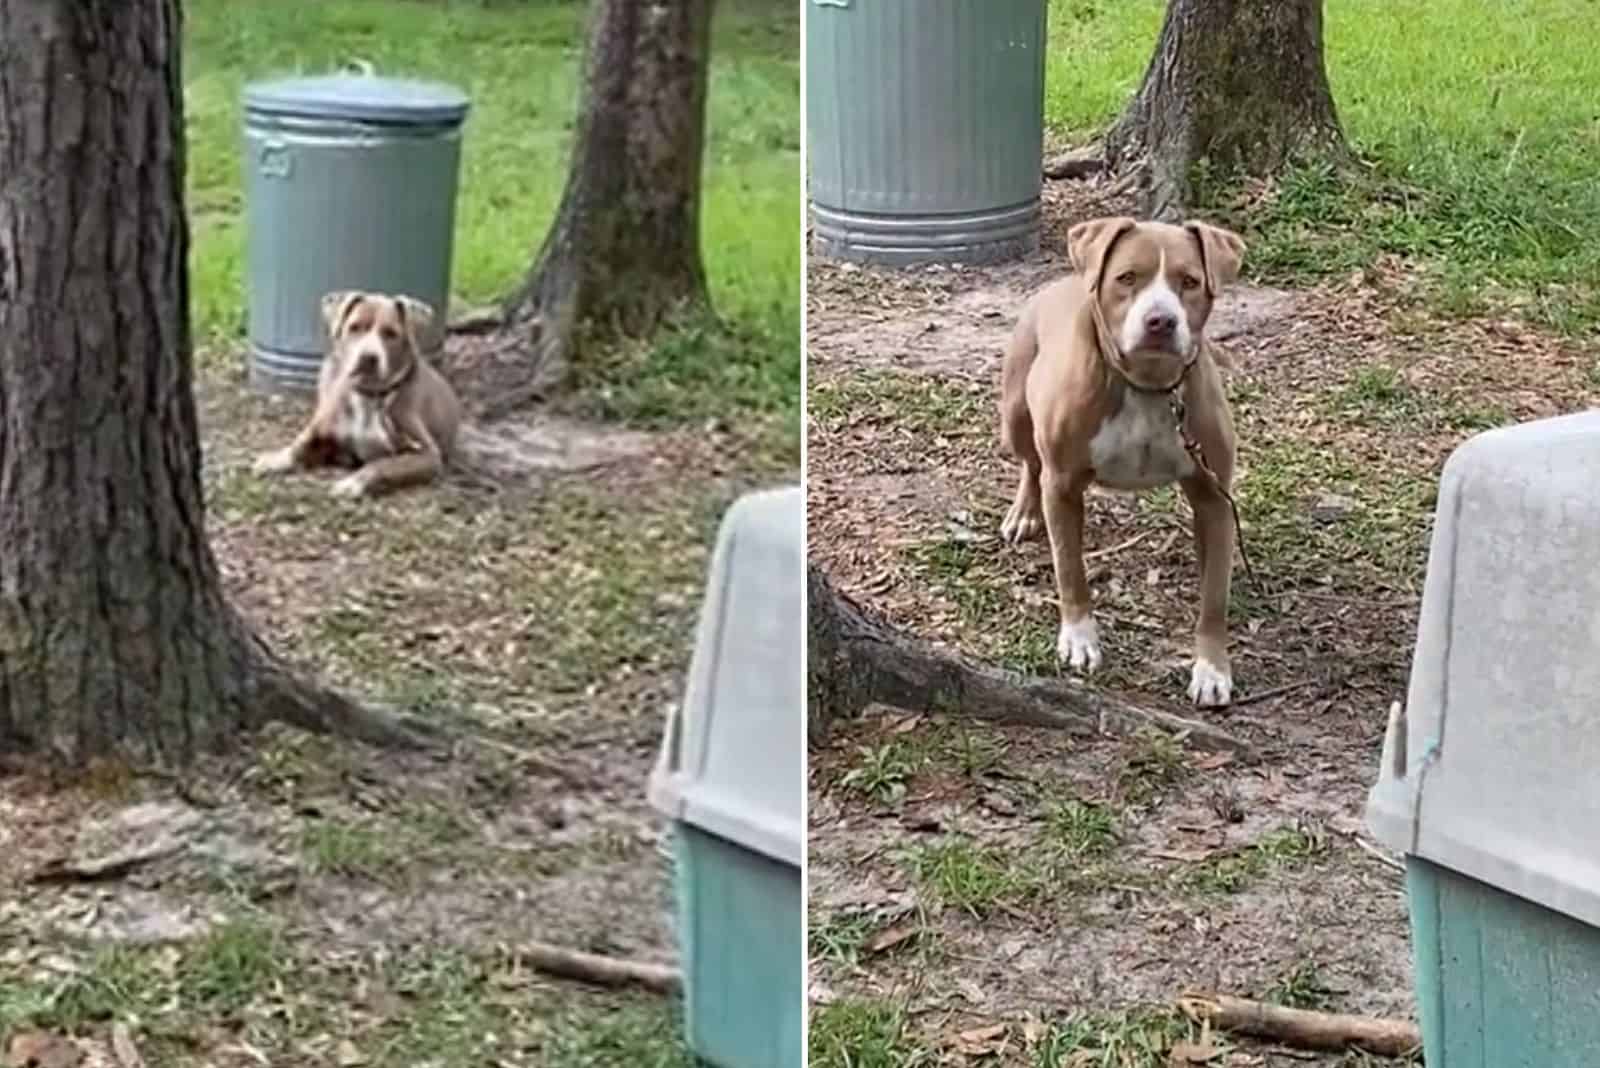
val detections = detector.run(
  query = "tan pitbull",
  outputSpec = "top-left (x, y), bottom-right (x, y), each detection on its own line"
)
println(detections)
top-left (254, 291), bottom-right (462, 498)
top-left (998, 217), bottom-right (1246, 707)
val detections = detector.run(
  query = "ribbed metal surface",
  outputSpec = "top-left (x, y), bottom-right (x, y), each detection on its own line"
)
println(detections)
top-left (243, 78), bottom-right (469, 393)
top-left (806, 0), bottom-right (1047, 266)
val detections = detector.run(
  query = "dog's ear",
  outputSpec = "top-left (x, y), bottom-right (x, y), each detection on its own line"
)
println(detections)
top-left (1067, 216), bottom-right (1138, 291)
top-left (1185, 221), bottom-right (1246, 296)
top-left (321, 291), bottom-right (364, 340)
top-left (393, 296), bottom-right (437, 355)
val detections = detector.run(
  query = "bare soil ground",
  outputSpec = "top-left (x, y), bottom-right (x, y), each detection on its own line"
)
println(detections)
top-left (805, 178), bottom-right (1600, 1066)
top-left (0, 349), bottom-right (797, 1067)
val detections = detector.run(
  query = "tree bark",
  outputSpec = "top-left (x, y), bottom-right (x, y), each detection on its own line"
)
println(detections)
top-left (0, 1), bottom-right (425, 765)
top-left (807, 566), bottom-right (1252, 757)
top-left (1104, 0), bottom-right (1348, 220)
top-left (489, 0), bottom-right (716, 414)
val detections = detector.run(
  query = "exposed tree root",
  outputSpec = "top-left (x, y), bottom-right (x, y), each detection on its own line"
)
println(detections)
top-left (247, 662), bottom-right (440, 751)
top-left (808, 566), bottom-right (1254, 758)
top-left (1042, 148), bottom-right (1107, 181)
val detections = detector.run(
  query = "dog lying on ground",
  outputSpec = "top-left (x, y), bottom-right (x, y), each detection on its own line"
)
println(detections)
top-left (254, 290), bottom-right (463, 498)
top-left (998, 217), bottom-right (1247, 707)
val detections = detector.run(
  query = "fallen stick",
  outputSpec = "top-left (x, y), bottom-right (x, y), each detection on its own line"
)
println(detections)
top-left (1229, 678), bottom-right (1318, 709)
top-left (519, 941), bottom-right (682, 995)
top-left (1177, 992), bottom-right (1421, 1058)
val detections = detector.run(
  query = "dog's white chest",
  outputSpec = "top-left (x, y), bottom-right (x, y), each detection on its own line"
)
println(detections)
top-left (1088, 391), bottom-right (1194, 490)
top-left (339, 394), bottom-right (393, 463)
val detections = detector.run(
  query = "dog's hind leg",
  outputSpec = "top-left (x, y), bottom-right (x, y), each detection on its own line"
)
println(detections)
top-left (1001, 454), bottom-right (1044, 544)
top-left (999, 305), bottom-right (1045, 543)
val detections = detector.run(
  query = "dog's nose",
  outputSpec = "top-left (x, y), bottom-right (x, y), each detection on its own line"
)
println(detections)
top-left (355, 351), bottom-right (378, 374)
top-left (1144, 311), bottom-right (1178, 336)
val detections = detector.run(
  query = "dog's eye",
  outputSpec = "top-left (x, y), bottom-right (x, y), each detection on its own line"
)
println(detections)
top-left (1115, 270), bottom-right (1137, 286)
top-left (1182, 275), bottom-right (1202, 291)
top-left (380, 326), bottom-right (399, 342)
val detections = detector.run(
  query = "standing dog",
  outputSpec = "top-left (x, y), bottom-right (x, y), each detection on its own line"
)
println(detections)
top-left (998, 217), bottom-right (1246, 707)
top-left (254, 291), bottom-right (462, 498)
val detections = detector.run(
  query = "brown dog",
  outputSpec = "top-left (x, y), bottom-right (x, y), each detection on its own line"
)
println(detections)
top-left (998, 217), bottom-right (1246, 707)
top-left (253, 291), bottom-right (463, 498)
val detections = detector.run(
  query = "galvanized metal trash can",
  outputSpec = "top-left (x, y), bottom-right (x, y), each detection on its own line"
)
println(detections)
top-left (1366, 410), bottom-right (1600, 1066)
top-left (806, 0), bottom-right (1048, 267)
top-left (648, 487), bottom-right (803, 1068)
top-left (242, 75), bottom-right (469, 392)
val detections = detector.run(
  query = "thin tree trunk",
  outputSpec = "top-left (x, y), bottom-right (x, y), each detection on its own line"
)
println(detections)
top-left (0, 0), bottom-right (424, 765)
top-left (1104, 0), bottom-right (1348, 220)
top-left (489, 0), bottom-right (716, 415)
top-left (807, 566), bottom-right (1252, 757)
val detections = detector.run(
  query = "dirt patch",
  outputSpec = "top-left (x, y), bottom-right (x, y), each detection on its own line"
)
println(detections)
top-left (0, 370), bottom-right (794, 1066)
top-left (807, 185), bottom-right (1599, 1064)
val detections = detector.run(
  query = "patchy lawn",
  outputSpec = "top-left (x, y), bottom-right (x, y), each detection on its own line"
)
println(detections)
top-left (0, 1), bottom-right (798, 1066)
top-left (1047, 0), bottom-right (1600, 338)
top-left (807, 2), bottom-right (1599, 1062)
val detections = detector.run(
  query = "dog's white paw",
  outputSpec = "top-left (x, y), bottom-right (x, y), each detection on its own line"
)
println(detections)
top-left (330, 473), bottom-right (369, 499)
top-left (1056, 616), bottom-right (1102, 673)
top-left (1000, 503), bottom-right (1043, 544)
top-left (1188, 659), bottom-right (1233, 708)
top-left (252, 448), bottom-right (296, 476)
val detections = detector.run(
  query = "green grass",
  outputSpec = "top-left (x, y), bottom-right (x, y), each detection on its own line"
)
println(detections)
top-left (185, 0), bottom-right (798, 423)
top-left (1266, 959), bottom-right (1335, 1011)
top-left (1240, 438), bottom-right (1436, 585)
top-left (1117, 728), bottom-right (1189, 804)
top-left (840, 740), bottom-right (919, 804)
top-left (1182, 823), bottom-right (1329, 896)
top-left (1045, 0), bottom-right (1600, 334)
top-left (0, 918), bottom-right (285, 1037)
top-left (1043, 799), bottom-right (1119, 857)
top-left (809, 999), bottom-right (930, 1068)
top-left (301, 818), bottom-right (410, 881)
top-left (0, 934), bottom-right (693, 1067)
top-left (1033, 1010), bottom-right (1188, 1068)
top-left (906, 837), bottom-right (1043, 917)
top-left (808, 374), bottom-right (987, 437)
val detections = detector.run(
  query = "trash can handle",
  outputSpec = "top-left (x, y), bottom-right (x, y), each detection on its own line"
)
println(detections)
top-left (257, 139), bottom-right (292, 180)
top-left (812, 0), bottom-right (850, 7)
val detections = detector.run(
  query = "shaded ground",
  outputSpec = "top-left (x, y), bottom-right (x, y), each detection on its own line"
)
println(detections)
top-left (0, 366), bottom-right (796, 1067)
top-left (805, 175), bottom-right (1599, 1066)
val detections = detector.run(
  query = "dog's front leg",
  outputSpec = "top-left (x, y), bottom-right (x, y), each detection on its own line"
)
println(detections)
top-left (253, 420), bottom-right (321, 476)
top-left (1040, 467), bottom-right (1099, 672)
top-left (330, 421), bottom-right (443, 499)
top-left (1181, 474), bottom-right (1235, 707)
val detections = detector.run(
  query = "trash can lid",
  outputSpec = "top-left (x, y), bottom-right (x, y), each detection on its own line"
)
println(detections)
top-left (243, 74), bottom-right (470, 126)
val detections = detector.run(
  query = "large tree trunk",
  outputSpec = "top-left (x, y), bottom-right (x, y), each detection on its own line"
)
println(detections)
top-left (1103, 0), bottom-right (1348, 220)
top-left (489, 0), bottom-right (716, 413)
top-left (806, 566), bottom-right (1251, 756)
top-left (0, 0), bottom-right (422, 765)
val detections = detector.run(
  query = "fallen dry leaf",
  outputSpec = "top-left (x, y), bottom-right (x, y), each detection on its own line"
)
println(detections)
top-left (1190, 752), bottom-right (1235, 772)
top-left (110, 1024), bottom-right (144, 1068)
top-left (864, 923), bottom-right (917, 955)
top-left (950, 1023), bottom-right (1008, 1057)
top-left (1169, 1039), bottom-right (1223, 1064)
top-left (5, 1032), bottom-right (81, 1068)
top-left (955, 977), bottom-right (988, 1006)
top-left (336, 1040), bottom-right (367, 1066)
